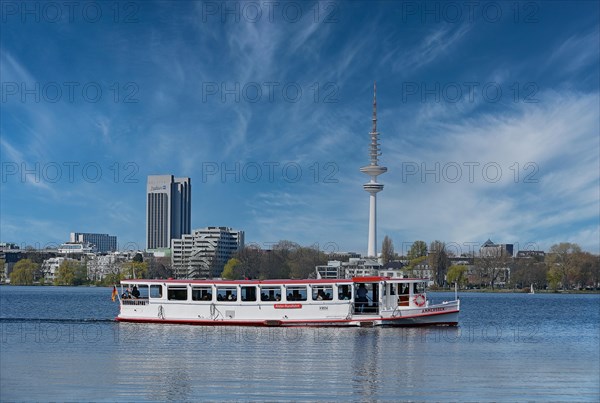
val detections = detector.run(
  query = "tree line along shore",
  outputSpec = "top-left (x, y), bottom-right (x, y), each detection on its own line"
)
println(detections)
top-left (4, 239), bottom-right (599, 293)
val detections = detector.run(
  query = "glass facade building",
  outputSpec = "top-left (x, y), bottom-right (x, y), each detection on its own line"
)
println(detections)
top-left (146, 175), bottom-right (191, 250)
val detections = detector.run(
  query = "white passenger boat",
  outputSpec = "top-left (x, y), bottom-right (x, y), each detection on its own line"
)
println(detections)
top-left (115, 277), bottom-right (460, 327)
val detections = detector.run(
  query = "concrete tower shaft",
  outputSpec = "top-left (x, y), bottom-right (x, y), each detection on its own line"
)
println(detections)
top-left (359, 82), bottom-right (387, 258)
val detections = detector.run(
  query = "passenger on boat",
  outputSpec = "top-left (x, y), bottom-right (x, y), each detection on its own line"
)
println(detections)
top-left (317, 290), bottom-right (325, 300)
top-left (131, 286), bottom-right (140, 298)
top-left (356, 284), bottom-right (368, 312)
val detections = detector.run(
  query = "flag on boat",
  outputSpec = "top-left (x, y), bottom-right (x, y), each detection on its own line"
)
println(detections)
top-left (111, 286), bottom-right (118, 302)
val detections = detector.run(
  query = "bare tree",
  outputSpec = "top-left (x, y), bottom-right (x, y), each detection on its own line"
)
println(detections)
top-left (429, 241), bottom-right (449, 287)
top-left (546, 243), bottom-right (582, 290)
top-left (381, 235), bottom-right (395, 264)
top-left (475, 248), bottom-right (511, 289)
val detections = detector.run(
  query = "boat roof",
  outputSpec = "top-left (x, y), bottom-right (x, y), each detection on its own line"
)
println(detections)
top-left (121, 276), bottom-right (429, 285)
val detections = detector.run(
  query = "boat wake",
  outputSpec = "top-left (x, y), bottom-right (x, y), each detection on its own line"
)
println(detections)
top-left (0, 317), bottom-right (115, 324)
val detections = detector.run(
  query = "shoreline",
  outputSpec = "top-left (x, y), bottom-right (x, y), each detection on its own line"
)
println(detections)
top-left (429, 289), bottom-right (600, 294)
top-left (2, 283), bottom-right (599, 294)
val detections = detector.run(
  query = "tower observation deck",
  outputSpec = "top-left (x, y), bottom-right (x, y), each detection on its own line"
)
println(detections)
top-left (360, 82), bottom-right (387, 258)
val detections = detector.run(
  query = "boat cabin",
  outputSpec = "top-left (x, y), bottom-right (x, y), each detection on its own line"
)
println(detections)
top-left (116, 276), bottom-right (458, 327)
top-left (118, 276), bottom-right (430, 313)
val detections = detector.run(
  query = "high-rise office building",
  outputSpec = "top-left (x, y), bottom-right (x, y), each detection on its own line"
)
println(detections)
top-left (146, 175), bottom-right (191, 250)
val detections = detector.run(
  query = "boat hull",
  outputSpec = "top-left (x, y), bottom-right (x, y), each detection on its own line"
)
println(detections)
top-left (116, 301), bottom-right (460, 327)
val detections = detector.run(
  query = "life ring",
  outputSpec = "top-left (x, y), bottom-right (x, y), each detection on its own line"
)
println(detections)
top-left (413, 294), bottom-right (426, 307)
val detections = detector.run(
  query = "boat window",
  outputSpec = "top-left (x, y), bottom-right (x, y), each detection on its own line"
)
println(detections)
top-left (150, 285), bottom-right (163, 298)
top-left (216, 286), bottom-right (237, 302)
top-left (311, 285), bottom-right (333, 301)
top-left (414, 282), bottom-right (426, 294)
top-left (260, 286), bottom-right (281, 301)
top-left (167, 286), bottom-right (188, 301)
top-left (192, 286), bottom-right (213, 301)
top-left (135, 284), bottom-right (149, 298)
top-left (241, 286), bottom-right (257, 302)
top-left (286, 286), bottom-right (307, 301)
top-left (337, 284), bottom-right (352, 300)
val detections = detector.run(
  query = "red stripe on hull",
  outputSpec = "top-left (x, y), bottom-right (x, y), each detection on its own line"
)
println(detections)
top-left (380, 309), bottom-right (460, 321)
top-left (115, 309), bottom-right (459, 327)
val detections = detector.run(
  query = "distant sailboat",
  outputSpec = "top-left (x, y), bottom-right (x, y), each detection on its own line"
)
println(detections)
top-left (529, 284), bottom-right (535, 294)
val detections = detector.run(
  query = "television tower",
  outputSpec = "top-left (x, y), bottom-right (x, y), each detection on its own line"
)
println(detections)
top-left (360, 82), bottom-right (387, 258)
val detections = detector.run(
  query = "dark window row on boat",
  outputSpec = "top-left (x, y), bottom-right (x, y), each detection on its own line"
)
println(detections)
top-left (119, 282), bottom-right (426, 314)
top-left (120, 283), bottom-right (357, 303)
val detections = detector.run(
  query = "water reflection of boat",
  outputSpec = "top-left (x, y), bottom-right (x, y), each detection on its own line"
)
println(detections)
top-left (115, 276), bottom-right (459, 327)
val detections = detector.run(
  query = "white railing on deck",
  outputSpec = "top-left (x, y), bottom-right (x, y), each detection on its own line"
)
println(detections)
top-left (122, 299), bottom-right (149, 306)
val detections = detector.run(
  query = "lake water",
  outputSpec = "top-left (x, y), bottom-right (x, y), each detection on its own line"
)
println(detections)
top-left (1, 286), bottom-right (598, 401)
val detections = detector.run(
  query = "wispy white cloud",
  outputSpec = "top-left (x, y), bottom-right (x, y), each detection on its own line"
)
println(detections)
top-left (548, 30), bottom-right (599, 74)
top-left (377, 90), bottom-right (599, 253)
top-left (1, 51), bottom-right (35, 82)
top-left (0, 137), bottom-right (55, 193)
top-left (390, 24), bottom-right (471, 73)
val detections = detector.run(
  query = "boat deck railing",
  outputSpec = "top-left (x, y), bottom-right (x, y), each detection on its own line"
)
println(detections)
top-left (122, 298), bottom-right (149, 306)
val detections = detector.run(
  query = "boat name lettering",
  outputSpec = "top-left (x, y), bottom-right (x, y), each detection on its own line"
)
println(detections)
top-left (274, 303), bottom-right (302, 309)
top-left (422, 307), bottom-right (445, 313)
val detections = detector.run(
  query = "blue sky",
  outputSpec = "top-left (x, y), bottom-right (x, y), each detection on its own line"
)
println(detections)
top-left (1, 1), bottom-right (599, 255)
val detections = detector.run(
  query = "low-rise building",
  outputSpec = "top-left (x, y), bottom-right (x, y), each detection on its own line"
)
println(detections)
top-left (480, 239), bottom-right (514, 258)
top-left (58, 242), bottom-right (96, 254)
top-left (70, 232), bottom-right (117, 253)
top-left (41, 257), bottom-right (79, 282)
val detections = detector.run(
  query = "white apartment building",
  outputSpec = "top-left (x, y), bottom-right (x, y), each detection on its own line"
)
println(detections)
top-left (172, 227), bottom-right (244, 279)
top-left (87, 252), bottom-right (131, 282)
top-left (41, 257), bottom-right (78, 282)
top-left (316, 258), bottom-right (383, 279)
